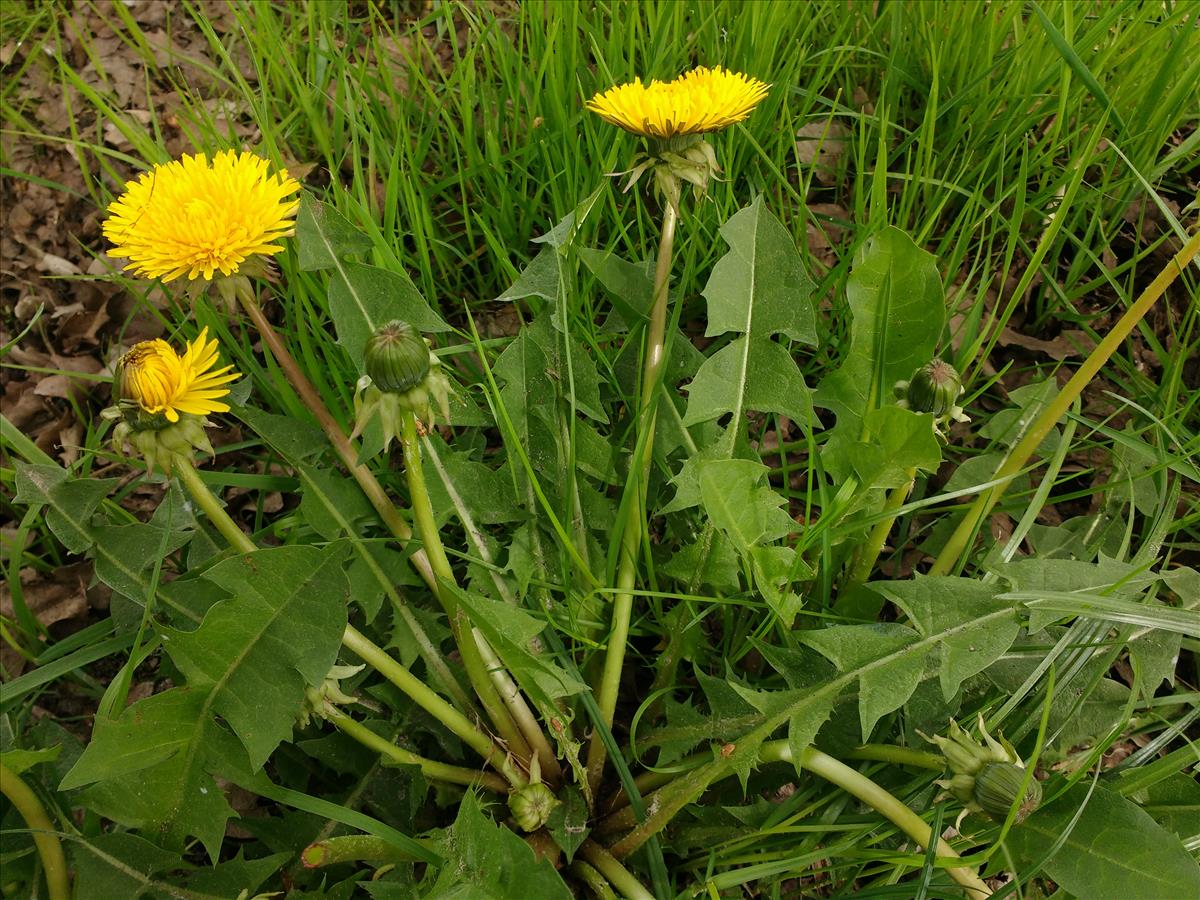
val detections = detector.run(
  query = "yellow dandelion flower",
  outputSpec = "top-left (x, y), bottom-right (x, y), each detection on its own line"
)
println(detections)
top-left (103, 150), bottom-right (301, 283)
top-left (586, 66), bottom-right (769, 139)
top-left (119, 327), bottom-right (239, 422)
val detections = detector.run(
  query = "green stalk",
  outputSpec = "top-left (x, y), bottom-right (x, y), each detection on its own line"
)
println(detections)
top-left (760, 742), bottom-right (990, 899)
top-left (844, 744), bottom-right (944, 769)
top-left (423, 435), bottom-right (562, 782)
top-left (322, 704), bottom-right (508, 792)
top-left (569, 859), bottom-right (619, 900)
top-left (173, 454), bottom-right (525, 788)
top-left (586, 199), bottom-right (679, 794)
top-left (237, 282), bottom-right (546, 770)
top-left (301, 833), bottom-right (421, 868)
top-left (930, 230), bottom-right (1200, 576)
top-left (235, 282), bottom-right (435, 586)
top-left (578, 840), bottom-right (655, 900)
top-left (600, 743), bottom-right (989, 898)
top-left (1, 763), bottom-right (70, 900)
top-left (398, 411), bottom-right (533, 765)
top-left (341, 625), bottom-right (525, 788)
top-left (846, 467), bottom-right (916, 588)
top-left (174, 457), bottom-right (256, 555)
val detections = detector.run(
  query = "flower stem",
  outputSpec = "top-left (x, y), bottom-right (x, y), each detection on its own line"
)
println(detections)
top-left (929, 230), bottom-right (1199, 576)
top-left (235, 282), bottom-right (436, 587)
top-left (600, 742), bottom-right (988, 898)
top-left (342, 625), bottom-right (526, 787)
top-left (844, 744), bottom-right (944, 769)
top-left (569, 859), bottom-right (619, 899)
top-left (578, 840), bottom-right (655, 900)
top-left (301, 834), bottom-right (422, 868)
top-left (846, 467), bottom-right (916, 588)
top-left (760, 742), bottom-right (990, 898)
top-left (174, 457), bottom-right (256, 555)
top-left (172, 455), bottom-right (524, 788)
top-left (398, 411), bottom-right (533, 766)
top-left (322, 704), bottom-right (508, 792)
top-left (587, 199), bottom-right (679, 795)
top-left (237, 284), bottom-right (545, 769)
top-left (0, 762), bottom-right (70, 900)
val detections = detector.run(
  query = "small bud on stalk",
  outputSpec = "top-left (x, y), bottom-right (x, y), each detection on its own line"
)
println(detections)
top-left (507, 756), bottom-right (559, 832)
top-left (353, 320), bottom-right (452, 450)
top-left (894, 358), bottom-right (970, 438)
top-left (365, 321), bottom-right (431, 393)
top-left (924, 715), bottom-right (1041, 825)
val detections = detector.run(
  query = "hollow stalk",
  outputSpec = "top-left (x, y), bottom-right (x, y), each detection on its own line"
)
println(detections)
top-left (0, 762), bottom-right (70, 900)
top-left (578, 840), bottom-right (655, 900)
top-left (233, 280), bottom-right (434, 586)
top-left (397, 410), bottom-right (532, 764)
top-left (322, 704), bottom-right (508, 792)
top-left (586, 199), bottom-right (678, 794)
top-left (846, 467), bottom-right (916, 588)
top-left (762, 742), bottom-right (990, 898)
top-left (173, 456), bottom-right (525, 787)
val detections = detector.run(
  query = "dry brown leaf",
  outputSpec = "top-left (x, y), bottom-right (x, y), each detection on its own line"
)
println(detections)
top-left (996, 326), bottom-right (1097, 361)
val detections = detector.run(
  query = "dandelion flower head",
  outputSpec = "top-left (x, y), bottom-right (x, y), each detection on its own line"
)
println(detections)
top-left (103, 150), bottom-right (300, 283)
top-left (119, 327), bottom-right (239, 422)
top-left (587, 66), bottom-right (769, 139)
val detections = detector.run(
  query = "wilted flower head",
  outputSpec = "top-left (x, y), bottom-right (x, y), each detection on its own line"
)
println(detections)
top-left (103, 150), bottom-right (300, 283)
top-left (587, 66), bottom-right (769, 139)
top-left (117, 327), bottom-right (239, 423)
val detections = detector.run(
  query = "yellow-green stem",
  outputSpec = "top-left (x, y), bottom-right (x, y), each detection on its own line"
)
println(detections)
top-left (578, 840), bottom-right (655, 900)
top-left (301, 834), bottom-right (421, 868)
top-left (342, 625), bottom-right (526, 788)
top-left (569, 859), bottom-right (620, 900)
top-left (844, 744), bottom-right (944, 769)
top-left (476, 634), bottom-right (563, 784)
top-left (398, 411), bottom-right (533, 765)
top-left (235, 283), bottom-right (436, 587)
top-left (762, 743), bottom-right (990, 899)
top-left (599, 743), bottom-right (989, 898)
top-left (174, 458), bottom-right (256, 555)
top-left (173, 456), bottom-right (523, 787)
top-left (847, 467), bottom-right (916, 588)
top-left (323, 704), bottom-right (508, 792)
top-left (238, 284), bottom-right (545, 767)
top-left (587, 199), bottom-right (679, 796)
top-left (930, 230), bottom-right (1199, 576)
top-left (0, 762), bottom-right (70, 900)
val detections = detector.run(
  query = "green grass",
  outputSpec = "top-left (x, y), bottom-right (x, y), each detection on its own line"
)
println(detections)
top-left (2, 0), bottom-right (1199, 896)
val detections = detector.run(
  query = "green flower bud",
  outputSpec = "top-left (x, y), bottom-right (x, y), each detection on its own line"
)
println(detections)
top-left (903, 359), bottom-right (963, 416)
top-left (924, 715), bottom-right (1037, 824)
top-left (365, 320), bottom-right (431, 394)
top-left (352, 322), bottom-right (453, 453)
top-left (508, 781), bottom-right (559, 833)
top-left (973, 762), bottom-right (1042, 822)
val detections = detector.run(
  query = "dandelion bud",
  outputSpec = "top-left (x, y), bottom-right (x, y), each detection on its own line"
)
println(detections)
top-left (902, 359), bottom-right (963, 416)
top-left (365, 320), bottom-right (431, 394)
top-left (973, 762), bottom-right (1042, 822)
top-left (508, 781), bottom-right (559, 833)
top-left (924, 715), bottom-right (1037, 824)
top-left (353, 323), bottom-right (453, 450)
